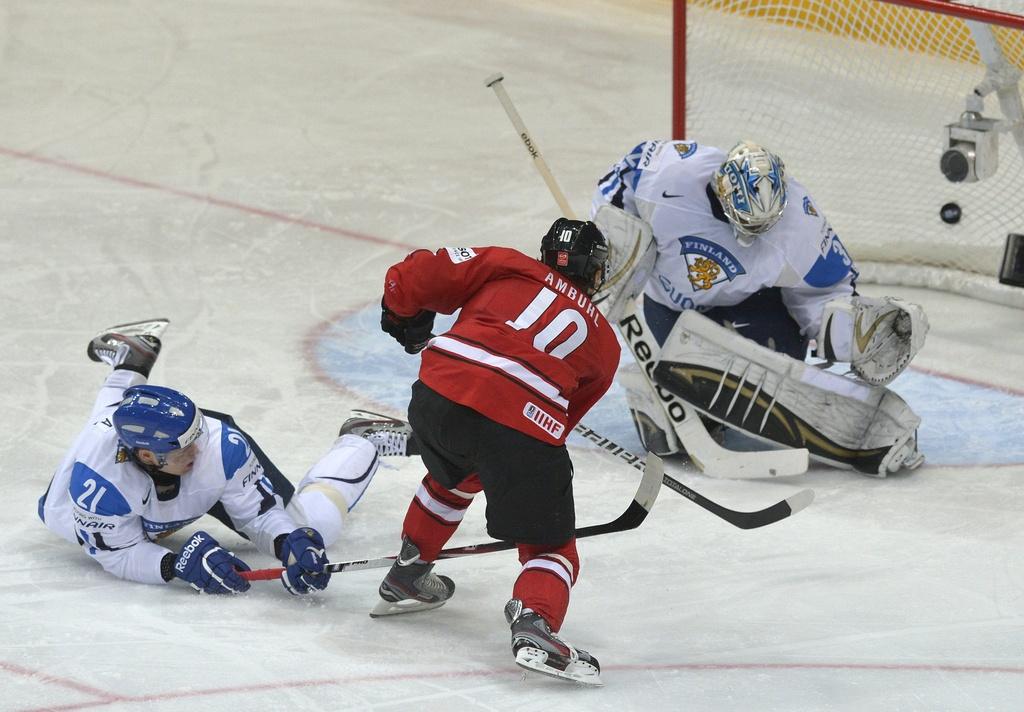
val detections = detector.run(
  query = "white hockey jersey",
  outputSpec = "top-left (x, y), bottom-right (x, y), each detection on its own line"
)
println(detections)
top-left (592, 140), bottom-right (857, 336)
top-left (38, 369), bottom-right (298, 585)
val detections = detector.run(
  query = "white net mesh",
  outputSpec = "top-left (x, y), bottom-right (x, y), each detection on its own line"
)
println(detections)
top-left (685, 0), bottom-right (1024, 307)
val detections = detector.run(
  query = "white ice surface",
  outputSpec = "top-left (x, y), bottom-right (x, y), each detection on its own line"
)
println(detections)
top-left (1, 2), bottom-right (1022, 711)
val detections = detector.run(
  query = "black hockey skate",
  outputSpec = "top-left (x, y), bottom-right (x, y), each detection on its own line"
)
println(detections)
top-left (504, 598), bottom-right (602, 686)
top-left (338, 409), bottom-right (420, 457)
top-left (87, 318), bottom-right (169, 378)
top-left (369, 537), bottom-right (454, 618)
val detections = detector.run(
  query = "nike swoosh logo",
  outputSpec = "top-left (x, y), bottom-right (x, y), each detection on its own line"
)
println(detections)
top-left (661, 190), bottom-right (684, 199)
top-left (142, 491), bottom-right (151, 505)
top-left (854, 310), bottom-right (899, 353)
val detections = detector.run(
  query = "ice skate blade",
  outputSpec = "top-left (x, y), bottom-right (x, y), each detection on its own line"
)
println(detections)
top-left (369, 597), bottom-right (448, 618)
top-left (513, 647), bottom-right (603, 686)
top-left (92, 318), bottom-right (170, 340)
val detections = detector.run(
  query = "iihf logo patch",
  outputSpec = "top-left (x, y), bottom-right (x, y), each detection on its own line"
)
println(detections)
top-left (803, 196), bottom-right (818, 217)
top-left (678, 236), bottom-right (746, 291)
top-left (523, 402), bottom-right (565, 439)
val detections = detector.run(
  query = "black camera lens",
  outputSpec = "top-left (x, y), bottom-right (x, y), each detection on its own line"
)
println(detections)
top-left (940, 146), bottom-right (972, 182)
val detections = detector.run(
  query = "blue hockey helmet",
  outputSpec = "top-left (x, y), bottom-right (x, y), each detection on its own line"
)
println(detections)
top-left (113, 385), bottom-right (203, 454)
top-left (713, 140), bottom-right (788, 245)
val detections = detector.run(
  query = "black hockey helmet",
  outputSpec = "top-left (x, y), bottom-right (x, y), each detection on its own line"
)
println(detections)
top-left (540, 218), bottom-right (609, 296)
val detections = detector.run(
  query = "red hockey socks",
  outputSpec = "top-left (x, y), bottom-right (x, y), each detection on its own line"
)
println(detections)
top-left (512, 538), bottom-right (579, 632)
top-left (401, 473), bottom-right (483, 561)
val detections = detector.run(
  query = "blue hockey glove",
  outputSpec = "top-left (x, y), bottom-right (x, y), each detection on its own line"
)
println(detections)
top-left (279, 527), bottom-right (331, 595)
top-left (380, 299), bottom-right (435, 354)
top-left (173, 531), bottom-right (251, 594)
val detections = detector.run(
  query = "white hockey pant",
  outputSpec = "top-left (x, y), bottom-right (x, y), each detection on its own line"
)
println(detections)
top-left (286, 434), bottom-right (379, 547)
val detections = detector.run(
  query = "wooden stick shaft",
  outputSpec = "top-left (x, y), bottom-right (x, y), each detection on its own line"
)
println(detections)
top-left (485, 73), bottom-right (577, 219)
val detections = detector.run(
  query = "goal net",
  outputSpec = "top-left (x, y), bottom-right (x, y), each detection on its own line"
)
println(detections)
top-left (679, 0), bottom-right (1024, 307)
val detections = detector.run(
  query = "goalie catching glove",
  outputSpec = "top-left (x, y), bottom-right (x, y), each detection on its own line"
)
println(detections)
top-left (380, 299), bottom-right (436, 354)
top-left (817, 295), bottom-right (929, 386)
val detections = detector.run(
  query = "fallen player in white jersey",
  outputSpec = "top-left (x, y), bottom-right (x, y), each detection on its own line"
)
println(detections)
top-left (38, 318), bottom-right (386, 594)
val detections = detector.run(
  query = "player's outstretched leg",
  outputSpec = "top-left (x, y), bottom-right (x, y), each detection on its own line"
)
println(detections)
top-left (339, 410), bottom-right (420, 457)
top-left (504, 599), bottom-right (602, 686)
top-left (286, 434), bottom-right (380, 547)
top-left (370, 537), bottom-right (455, 618)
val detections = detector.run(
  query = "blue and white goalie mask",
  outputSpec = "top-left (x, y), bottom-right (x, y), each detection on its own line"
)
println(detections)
top-left (713, 141), bottom-right (788, 246)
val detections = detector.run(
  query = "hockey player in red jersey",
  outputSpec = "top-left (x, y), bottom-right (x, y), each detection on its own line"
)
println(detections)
top-left (373, 218), bottom-right (619, 686)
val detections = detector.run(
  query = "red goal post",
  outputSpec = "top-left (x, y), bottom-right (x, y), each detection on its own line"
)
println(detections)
top-left (673, 0), bottom-right (1024, 307)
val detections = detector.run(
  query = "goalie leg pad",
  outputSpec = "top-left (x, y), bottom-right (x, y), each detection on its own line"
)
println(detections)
top-left (617, 300), bottom-right (809, 478)
top-left (619, 363), bottom-right (682, 456)
top-left (654, 310), bottom-right (923, 476)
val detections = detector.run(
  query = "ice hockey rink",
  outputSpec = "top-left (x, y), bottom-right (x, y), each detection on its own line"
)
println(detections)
top-left (2, 1), bottom-right (1023, 710)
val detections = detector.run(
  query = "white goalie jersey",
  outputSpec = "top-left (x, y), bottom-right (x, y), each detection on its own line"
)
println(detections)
top-left (592, 140), bottom-right (857, 338)
top-left (590, 141), bottom-right (927, 474)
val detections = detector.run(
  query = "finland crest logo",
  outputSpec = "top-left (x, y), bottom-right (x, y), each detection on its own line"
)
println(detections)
top-left (672, 141), bottom-right (698, 159)
top-left (678, 236), bottom-right (746, 291)
top-left (802, 196), bottom-right (818, 217)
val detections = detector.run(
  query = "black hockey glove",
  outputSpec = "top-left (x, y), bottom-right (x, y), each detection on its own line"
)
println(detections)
top-left (381, 299), bottom-right (436, 354)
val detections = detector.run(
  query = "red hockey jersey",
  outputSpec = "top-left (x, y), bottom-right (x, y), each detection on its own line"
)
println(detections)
top-left (384, 246), bottom-right (620, 446)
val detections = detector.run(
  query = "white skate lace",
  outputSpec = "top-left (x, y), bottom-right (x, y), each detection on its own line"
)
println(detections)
top-left (367, 430), bottom-right (408, 457)
top-left (414, 571), bottom-right (449, 599)
top-left (93, 341), bottom-right (131, 367)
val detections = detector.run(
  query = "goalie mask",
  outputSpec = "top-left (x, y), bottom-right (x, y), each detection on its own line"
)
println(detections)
top-left (713, 141), bottom-right (788, 246)
top-left (540, 218), bottom-right (610, 296)
top-left (113, 385), bottom-right (204, 465)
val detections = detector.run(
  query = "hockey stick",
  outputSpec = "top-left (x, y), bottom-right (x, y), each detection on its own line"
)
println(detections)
top-left (485, 71), bottom-right (808, 479)
top-left (239, 451), bottom-right (664, 581)
top-left (572, 423), bottom-right (813, 529)
top-left (485, 73), bottom-right (575, 218)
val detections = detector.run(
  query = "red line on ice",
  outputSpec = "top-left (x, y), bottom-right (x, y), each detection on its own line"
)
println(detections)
top-left (0, 660), bottom-right (121, 702)
top-left (910, 364), bottom-right (1024, 398)
top-left (8, 660), bottom-right (1024, 710)
top-left (0, 146), bottom-right (419, 251)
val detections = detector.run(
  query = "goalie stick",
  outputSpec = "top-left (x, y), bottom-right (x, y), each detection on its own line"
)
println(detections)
top-left (239, 450), bottom-right (664, 581)
top-left (571, 424), bottom-right (813, 529)
top-left (485, 71), bottom-right (809, 480)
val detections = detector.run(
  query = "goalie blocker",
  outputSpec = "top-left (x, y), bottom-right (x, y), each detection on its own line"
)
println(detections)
top-left (653, 310), bottom-right (924, 476)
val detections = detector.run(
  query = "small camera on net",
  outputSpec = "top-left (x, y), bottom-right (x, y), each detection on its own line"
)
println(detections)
top-left (940, 112), bottom-right (999, 183)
